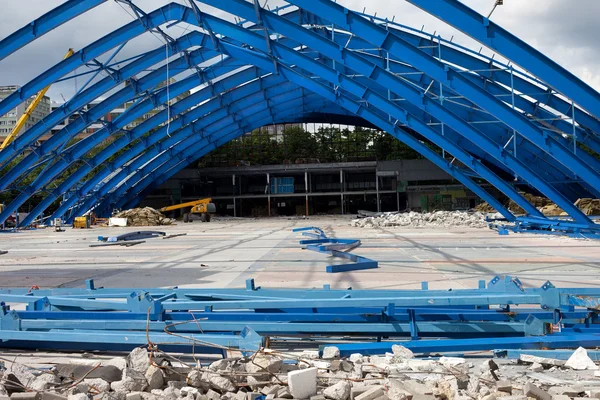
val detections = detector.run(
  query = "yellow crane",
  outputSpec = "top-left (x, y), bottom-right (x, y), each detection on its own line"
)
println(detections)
top-left (1, 48), bottom-right (75, 150)
top-left (160, 198), bottom-right (216, 223)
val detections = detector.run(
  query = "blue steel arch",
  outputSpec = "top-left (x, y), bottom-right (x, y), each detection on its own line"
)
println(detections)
top-left (0, 0), bottom-right (598, 232)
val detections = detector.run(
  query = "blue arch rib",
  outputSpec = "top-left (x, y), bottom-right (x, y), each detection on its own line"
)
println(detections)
top-left (407, 0), bottom-right (600, 118)
top-left (1, 1), bottom-right (597, 226)
top-left (25, 77), bottom-right (308, 225)
top-left (0, 0), bottom-right (107, 61)
top-left (6, 5), bottom-right (573, 223)
top-left (0, 31), bottom-right (216, 168)
top-left (112, 64), bottom-right (512, 220)
top-left (9, 32), bottom-right (546, 223)
top-left (174, 4), bottom-right (588, 221)
top-left (3, 3), bottom-right (596, 206)
top-left (282, 0), bottom-right (600, 194)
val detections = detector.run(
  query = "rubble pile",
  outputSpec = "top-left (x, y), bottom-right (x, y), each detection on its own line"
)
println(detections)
top-left (353, 211), bottom-right (488, 229)
top-left (2, 345), bottom-right (600, 400)
top-left (477, 196), bottom-right (600, 217)
top-left (574, 198), bottom-right (600, 216)
top-left (113, 207), bottom-right (174, 227)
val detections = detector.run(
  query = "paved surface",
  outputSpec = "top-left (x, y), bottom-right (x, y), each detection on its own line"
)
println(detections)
top-left (0, 216), bottom-right (599, 291)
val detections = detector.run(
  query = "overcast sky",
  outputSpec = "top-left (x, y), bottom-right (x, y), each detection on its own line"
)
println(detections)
top-left (1, 0), bottom-right (599, 103)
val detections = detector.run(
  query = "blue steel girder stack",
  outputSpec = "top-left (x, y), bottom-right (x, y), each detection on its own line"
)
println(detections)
top-left (0, 0), bottom-right (599, 237)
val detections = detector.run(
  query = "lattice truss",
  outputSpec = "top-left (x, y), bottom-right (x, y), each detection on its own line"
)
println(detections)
top-left (0, 0), bottom-right (599, 229)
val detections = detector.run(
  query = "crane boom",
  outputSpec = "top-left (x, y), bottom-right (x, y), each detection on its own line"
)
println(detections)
top-left (1, 48), bottom-right (74, 151)
top-left (159, 198), bottom-right (213, 212)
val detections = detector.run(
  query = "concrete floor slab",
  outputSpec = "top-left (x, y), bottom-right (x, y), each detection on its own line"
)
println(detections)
top-left (0, 216), bottom-right (598, 291)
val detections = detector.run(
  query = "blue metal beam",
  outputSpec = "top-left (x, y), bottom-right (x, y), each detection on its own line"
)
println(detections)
top-left (407, 0), bottom-right (600, 118)
top-left (0, 0), bottom-right (107, 61)
top-left (283, 0), bottom-right (600, 206)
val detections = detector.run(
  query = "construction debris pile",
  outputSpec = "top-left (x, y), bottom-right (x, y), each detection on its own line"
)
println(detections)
top-left (3, 345), bottom-right (600, 400)
top-left (574, 198), bottom-right (600, 216)
top-left (112, 207), bottom-right (174, 227)
top-left (476, 195), bottom-right (600, 217)
top-left (353, 211), bottom-right (488, 229)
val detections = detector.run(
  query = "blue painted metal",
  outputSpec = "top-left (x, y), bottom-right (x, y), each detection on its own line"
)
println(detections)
top-left (407, 0), bottom-right (600, 118)
top-left (0, 0), bottom-right (599, 238)
top-left (2, 275), bottom-right (600, 354)
top-left (293, 227), bottom-right (378, 273)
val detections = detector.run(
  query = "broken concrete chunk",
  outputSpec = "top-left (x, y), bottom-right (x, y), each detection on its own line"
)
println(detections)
top-left (128, 348), bottom-right (150, 373)
top-left (204, 389), bottom-right (221, 400)
top-left (519, 354), bottom-right (565, 367)
top-left (324, 380), bottom-right (352, 400)
top-left (565, 347), bottom-right (599, 370)
top-left (402, 380), bottom-right (434, 396)
top-left (67, 395), bottom-right (88, 400)
top-left (322, 347), bottom-right (340, 360)
top-left (207, 374), bottom-right (236, 393)
top-left (277, 387), bottom-right (293, 399)
top-left (209, 359), bottom-right (229, 372)
top-left (40, 393), bottom-right (67, 400)
top-left (10, 394), bottom-right (41, 400)
top-left (349, 354), bottom-right (364, 364)
top-left (524, 383), bottom-right (551, 400)
top-left (245, 356), bottom-right (283, 374)
top-left (288, 367), bottom-right (317, 399)
top-left (550, 396), bottom-right (570, 400)
top-left (144, 365), bottom-right (164, 391)
top-left (529, 362), bottom-right (544, 372)
top-left (386, 380), bottom-right (413, 400)
top-left (84, 377), bottom-right (110, 393)
top-left (439, 357), bottom-right (465, 367)
top-left (391, 345), bottom-right (414, 360)
top-left (330, 360), bottom-right (353, 373)
top-left (29, 373), bottom-right (60, 391)
top-left (186, 370), bottom-right (204, 388)
top-left (355, 387), bottom-right (384, 400)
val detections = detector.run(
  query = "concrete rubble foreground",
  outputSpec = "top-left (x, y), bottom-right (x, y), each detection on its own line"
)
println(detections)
top-left (352, 211), bottom-right (489, 229)
top-left (2, 346), bottom-right (600, 400)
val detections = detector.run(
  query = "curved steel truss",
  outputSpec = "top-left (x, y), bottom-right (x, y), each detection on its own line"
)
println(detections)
top-left (0, 0), bottom-right (599, 230)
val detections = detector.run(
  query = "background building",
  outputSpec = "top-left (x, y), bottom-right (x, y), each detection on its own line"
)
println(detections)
top-left (144, 124), bottom-right (492, 217)
top-left (0, 85), bottom-right (51, 143)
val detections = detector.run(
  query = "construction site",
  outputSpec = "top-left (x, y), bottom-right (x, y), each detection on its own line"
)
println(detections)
top-left (1, 1), bottom-right (600, 400)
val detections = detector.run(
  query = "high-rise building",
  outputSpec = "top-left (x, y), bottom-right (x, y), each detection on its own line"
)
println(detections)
top-left (0, 85), bottom-right (51, 143)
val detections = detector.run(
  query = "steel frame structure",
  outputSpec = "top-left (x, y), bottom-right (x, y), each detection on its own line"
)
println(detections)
top-left (0, 0), bottom-right (599, 236)
top-left (2, 275), bottom-right (600, 354)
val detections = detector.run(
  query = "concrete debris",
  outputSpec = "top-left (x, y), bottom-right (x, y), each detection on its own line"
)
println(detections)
top-left (564, 347), bottom-right (599, 370)
top-left (288, 367), bottom-right (318, 399)
top-left (352, 211), bottom-right (488, 229)
top-left (6, 345), bottom-right (600, 400)
top-left (519, 354), bottom-right (565, 367)
top-left (112, 207), bottom-right (174, 227)
top-left (323, 381), bottom-right (351, 400)
top-left (391, 345), bottom-right (414, 360)
top-left (477, 195), bottom-right (600, 216)
top-left (322, 347), bottom-right (341, 359)
top-left (127, 348), bottom-right (150, 373)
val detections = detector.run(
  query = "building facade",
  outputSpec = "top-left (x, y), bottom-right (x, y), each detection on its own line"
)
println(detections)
top-left (0, 85), bottom-right (51, 143)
